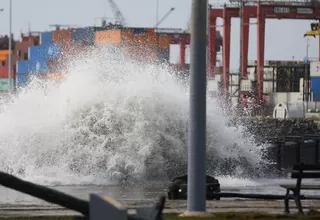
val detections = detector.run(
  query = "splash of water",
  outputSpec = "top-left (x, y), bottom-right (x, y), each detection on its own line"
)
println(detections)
top-left (0, 47), bottom-right (268, 185)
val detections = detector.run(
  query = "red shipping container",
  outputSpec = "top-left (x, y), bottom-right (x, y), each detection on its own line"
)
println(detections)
top-left (0, 66), bottom-right (15, 78)
top-left (52, 30), bottom-right (72, 44)
top-left (15, 41), bottom-right (35, 60)
top-left (48, 58), bottom-right (64, 73)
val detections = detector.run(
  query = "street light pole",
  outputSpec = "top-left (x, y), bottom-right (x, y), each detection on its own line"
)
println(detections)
top-left (156, 0), bottom-right (159, 28)
top-left (180, 0), bottom-right (211, 217)
top-left (8, 0), bottom-right (12, 92)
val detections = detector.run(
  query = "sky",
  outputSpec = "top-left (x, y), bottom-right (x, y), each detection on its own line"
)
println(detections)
top-left (0, 0), bottom-right (319, 69)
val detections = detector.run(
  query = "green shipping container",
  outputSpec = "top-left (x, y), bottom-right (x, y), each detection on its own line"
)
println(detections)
top-left (0, 78), bottom-right (10, 90)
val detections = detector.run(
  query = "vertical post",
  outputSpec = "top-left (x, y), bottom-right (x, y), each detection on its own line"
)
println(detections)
top-left (241, 3), bottom-right (250, 79)
top-left (8, 0), bottom-right (12, 91)
top-left (156, 0), bottom-right (159, 28)
top-left (222, 7), bottom-right (231, 97)
top-left (207, 6), bottom-right (216, 78)
top-left (318, 35), bottom-right (320, 61)
top-left (256, 3), bottom-right (265, 102)
top-left (303, 39), bottom-right (310, 114)
top-left (179, 35), bottom-right (186, 69)
top-left (181, 0), bottom-right (209, 216)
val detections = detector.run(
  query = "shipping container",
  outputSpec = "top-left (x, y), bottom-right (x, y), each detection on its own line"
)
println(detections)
top-left (72, 27), bottom-right (94, 44)
top-left (47, 58), bottom-right (64, 73)
top-left (0, 55), bottom-right (6, 62)
top-left (28, 59), bottom-right (48, 73)
top-left (28, 44), bottom-right (60, 60)
top-left (310, 61), bottom-right (320, 77)
top-left (311, 76), bottom-right (320, 101)
top-left (16, 60), bottom-right (29, 73)
top-left (95, 30), bottom-right (122, 44)
top-left (16, 72), bottom-right (28, 88)
top-left (157, 48), bottom-right (169, 63)
top-left (133, 34), bottom-right (147, 44)
top-left (146, 34), bottom-right (158, 45)
top-left (40, 31), bottom-right (53, 45)
top-left (15, 41), bottom-right (35, 60)
top-left (240, 79), bottom-right (252, 91)
top-left (58, 42), bottom-right (86, 61)
top-left (0, 78), bottom-right (10, 90)
top-left (46, 73), bottom-right (65, 79)
top-left (263, 81), bottom-right (274, 94)
top-left (129, 28), bottom-right (145, 35)
top-left (157, 35), bottom-right (171, 49)
top-left (0, 50), bottom-right (10, 56)
top-left (0, 66), bottom-right (14, 78)
top-left (52, 29), bottom-right (72, 44)
top-left (145, 28), bottom-right (155, 35)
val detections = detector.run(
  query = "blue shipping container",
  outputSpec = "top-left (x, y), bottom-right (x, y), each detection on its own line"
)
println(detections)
top-left (40, 32), bottom-right (53, 45)
top-left (72, 27), bottom-right (94, 43)
top-left (28, 59), bottom-right (48, 73)
top-left (16, 60), bottom-right (29, 74)
top-left (28, 44), bottom-right (60, 60)
top-left (129, 28), bottom-right (145, 34)
top-left (16, 72), bottom-right (28, 88)
top-left (310, 77), bottom-right (320, 101)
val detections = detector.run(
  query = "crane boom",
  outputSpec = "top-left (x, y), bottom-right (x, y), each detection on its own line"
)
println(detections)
top-left (155, 8), bottom-right (175, 28)
top-left (108, 0), bottom-right (126, 26)
top-left (304, 22), bottom-right (320, 37)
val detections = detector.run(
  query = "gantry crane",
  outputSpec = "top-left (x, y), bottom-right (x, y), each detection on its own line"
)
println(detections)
top-left (154, 7), bottom-right (175, 28)
top-left (304, 22), bottom-right (320, 37)
top-left (107, 0), bottom-right (126, 26)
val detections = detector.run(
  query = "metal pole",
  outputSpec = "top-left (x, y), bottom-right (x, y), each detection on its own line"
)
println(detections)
top-left (186, 0), bottom-right (208, 214)
top-left (8, 0), bottom-right (12, 92)
top-left (239, 1), bottom-right (243, 108)
top-left (156, 0), bottom-right (159, 28)
top-left (303, 38), bottom-right (310, 116)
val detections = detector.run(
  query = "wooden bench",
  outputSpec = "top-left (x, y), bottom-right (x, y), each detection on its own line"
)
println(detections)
top-left (280, 163), bottom-right (320, 214)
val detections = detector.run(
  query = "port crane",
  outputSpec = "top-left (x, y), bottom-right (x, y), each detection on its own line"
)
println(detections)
top-left (155, 7), bottom-right (175, 28)
top-left (107, 0), bottom-right (126, 26)
top-left (304, 22), bottom-right (320, 37)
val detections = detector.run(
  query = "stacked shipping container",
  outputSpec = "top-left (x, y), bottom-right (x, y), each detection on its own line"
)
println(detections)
top-left (310, 61), bottom-right (320, 101)
top-left (10, 26), bottom-right (175, 89)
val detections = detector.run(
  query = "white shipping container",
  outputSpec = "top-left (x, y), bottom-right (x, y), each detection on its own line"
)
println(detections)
top-left (310, 61), bottom-right (320, 77)
top-left (240, 79), bottom-right (252, 91)
top-left (271, 92), bottom-right (303, 105)
top-left (263, 81), bottom-right (274, 94)
top-left (263, 68), bottom-right (274, 80)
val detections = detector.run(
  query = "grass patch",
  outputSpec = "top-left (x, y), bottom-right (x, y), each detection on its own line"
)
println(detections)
top-left (166, 210), bottom-right (320, 220)
top-left (1, 211), bottom-right (320, 220)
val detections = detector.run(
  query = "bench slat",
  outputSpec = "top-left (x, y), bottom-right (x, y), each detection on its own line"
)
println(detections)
top-left (291, 172), bottom-right (320, 178)
top-left (293, 164), bottom-right (320, 171)
top-left (280, 184), bottom-right (320, 190)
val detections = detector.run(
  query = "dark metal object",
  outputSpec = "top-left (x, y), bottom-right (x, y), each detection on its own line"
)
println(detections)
top-left (0, 171), bottom-right (89, 216)
top-left (167, 175), bottom-right (220, 200)
top-left (281, 163), bottom-right (320, 214)
top-left (0, 171), bottom-right (166, 220)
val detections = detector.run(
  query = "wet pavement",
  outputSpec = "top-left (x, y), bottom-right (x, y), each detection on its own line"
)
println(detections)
top-left (0, 178), bottom-right (320, 216)
top-left (0, 200), bottom-right (320, 216)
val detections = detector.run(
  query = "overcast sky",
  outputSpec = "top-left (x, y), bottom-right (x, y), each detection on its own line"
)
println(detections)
top-left (0, 0), bottom-right (318, 69)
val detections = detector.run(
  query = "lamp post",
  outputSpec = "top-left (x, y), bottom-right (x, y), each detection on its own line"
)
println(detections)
top-left (180, 0), bottom-right (211, 217)
top-left (303, 38), bottom-right (310, 116)
top-left (156, 0), bottom-right (159, 28)
top-left (8, 0), bottom-right (12, 92)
